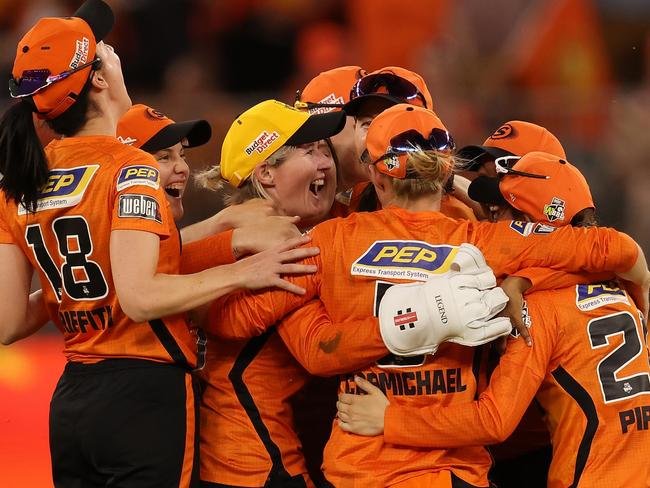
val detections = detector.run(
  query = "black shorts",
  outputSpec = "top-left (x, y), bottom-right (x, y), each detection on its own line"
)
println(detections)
top-left (50, 359), bottom-right (199, 488)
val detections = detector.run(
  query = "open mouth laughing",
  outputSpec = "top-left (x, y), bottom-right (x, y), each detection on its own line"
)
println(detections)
top-left (309, 178), bottom-right (325, 197)
top-left (164, 182), bottom-right (185, 198)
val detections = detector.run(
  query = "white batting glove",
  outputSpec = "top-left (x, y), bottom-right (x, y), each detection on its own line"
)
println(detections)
top-left (378, 243), bottom-right (512, 356)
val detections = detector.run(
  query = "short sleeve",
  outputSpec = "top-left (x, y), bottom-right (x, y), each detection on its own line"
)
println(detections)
top-left (110, 153), bottom-right (171, 238)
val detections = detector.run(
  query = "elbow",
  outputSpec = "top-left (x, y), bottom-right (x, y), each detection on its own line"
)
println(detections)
top-left (301, 361), bottom-right (338, 377)
top-left (0, 326), bottom-right (23, 346)
top-left (485, 420), bottom-right (516, 444)
top-left (0, 319), bottom-right (26, 346)
top-left (122, 307), bottom-right (152, 324)
top-left (492, 428), bottom-right (512, 444)
top-left (119, 297), bottom-right (154, 323)
top-left (1, 334), bottom-right (17, 346)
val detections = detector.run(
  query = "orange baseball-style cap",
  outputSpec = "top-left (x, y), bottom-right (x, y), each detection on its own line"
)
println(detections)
top-left (117, 104), bottom-right (212, 153)
top-left (10, 0), bottom-right (114, 120)
top-left (343, 66), bottom-right (434, 116)
top-left (366, 104), bottom-right (453, 179)
top-left (295, 66), bottom-right (366, 114)
top-left (459, 121), bottom-right (566, 170)
top-left (468, 151), bottom-right (594, 226)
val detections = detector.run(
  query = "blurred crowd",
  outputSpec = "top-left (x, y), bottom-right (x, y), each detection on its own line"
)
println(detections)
top-left (1, 0), bottom-right (649, 244)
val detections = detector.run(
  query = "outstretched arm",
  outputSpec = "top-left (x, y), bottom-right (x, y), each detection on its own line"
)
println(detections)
top-left (112, 231), bottom-right (318, 323)
top-left (276, 300), bottom-right (388, 376)
top-left (338, 299), bottom-right (556, 447)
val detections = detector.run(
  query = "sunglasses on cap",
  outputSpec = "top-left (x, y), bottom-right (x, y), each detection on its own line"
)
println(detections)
top-left (494, 155), bottom-right (549, 179)
top-left (9, 57), bottom-right (101, 98)
top-left (351, 73), bottom-right (428, 108)
top-left (373, 128), bottom-right (455, 164)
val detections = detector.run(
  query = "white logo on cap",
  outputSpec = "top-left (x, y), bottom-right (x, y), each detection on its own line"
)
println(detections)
top-left (117, 136), bottom-right (137, 145)
top-left (69, 37), bottom-right (90, 69)
top-left (244, 131), bottom-right (280, 156)
top-left (308, 93), bottom-right (344, 115)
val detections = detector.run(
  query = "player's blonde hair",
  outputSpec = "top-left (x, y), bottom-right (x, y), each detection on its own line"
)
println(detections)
top-left (194, 146), bottom-right (295, 205)
top-left (389, 149), bottom-right (456, 199)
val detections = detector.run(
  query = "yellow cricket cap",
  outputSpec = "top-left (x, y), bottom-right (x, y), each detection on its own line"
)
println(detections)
top-left (220, 99), bottom-right (345, 187)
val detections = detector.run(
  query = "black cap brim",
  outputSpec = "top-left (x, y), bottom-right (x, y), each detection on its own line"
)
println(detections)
top-left (140, 119), bottom-right (212, 153)
top-left (467, 175), bottom-right (506, 205)
top-left (285, 111), bottom-right (346, 146)
top-left (74, 0), bottom-right (115, 42)
top-left (457, 145), bottom-right (514, 171)
top-left (342, 94), bottom-right (403, 116)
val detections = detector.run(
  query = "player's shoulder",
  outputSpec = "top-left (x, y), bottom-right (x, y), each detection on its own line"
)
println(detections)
top-left (111, 142), bottom-right (157, 168)
top-left (97, 143), bottom-right (160, 193)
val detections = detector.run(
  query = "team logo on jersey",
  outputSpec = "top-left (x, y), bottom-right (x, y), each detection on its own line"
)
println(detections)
top-left (576, 283), bottom-right (629, 311)
top-left (118, 194), bottom-right (162, 223)
top-left (116, 165), bottom-right (160, 191)
top-left (509, 220), bottom-right (534, 236)
top-left (510, 299), bottom-right (532, 338)
top-left (18, 165), bottom-right (99, 215)
top-left (351, 241), bottom-right (457, 281)
top-left (244, 131), bottom-right (280, 156)
top-left (543, 197), bottom-right (565, 222)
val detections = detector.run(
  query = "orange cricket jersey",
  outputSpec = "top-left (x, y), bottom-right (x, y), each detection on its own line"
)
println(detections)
top-left (209, 207), bottom-right (637, 487)
top-left (383, 284), bottom-right (650, 488)
top-left (198, 330), bottom-right (312, 486)
top-left (0, 136), bottom-right (196, 367)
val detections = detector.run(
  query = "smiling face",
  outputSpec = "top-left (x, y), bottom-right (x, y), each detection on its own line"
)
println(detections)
top-left (262, 140), bottom-right (336, 229)
top-left (152, 141), bottom-right (190, 220)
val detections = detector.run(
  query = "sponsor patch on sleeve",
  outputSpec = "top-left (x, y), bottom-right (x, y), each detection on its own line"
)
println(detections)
top-left (118, 194), bottom-right (162, 223)
top-left (532, 223), bottom-right (556, 234)
top-left (576, 283), bottom-right (629, 311)
top-left (509, 220), bottom-right (534, 236)
top-left (116, 165), bottom-right (160, 191)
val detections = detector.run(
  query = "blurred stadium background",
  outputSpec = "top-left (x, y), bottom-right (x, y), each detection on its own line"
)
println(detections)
top-left (1, 0), bottom-right (650, 486)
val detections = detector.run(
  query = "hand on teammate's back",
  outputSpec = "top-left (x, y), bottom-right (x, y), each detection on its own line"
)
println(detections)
top-left (337, 376), bottom-right (389, 437)
top-left (232, 235), bottom-right (319, 295)
top-left (498, 276), bottom-right (533, 348)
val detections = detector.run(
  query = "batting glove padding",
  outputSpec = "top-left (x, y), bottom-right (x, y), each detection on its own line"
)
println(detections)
top-left (378, 243), bottom-right (512, 356)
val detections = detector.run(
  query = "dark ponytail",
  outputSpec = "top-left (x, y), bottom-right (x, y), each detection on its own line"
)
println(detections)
top-left (0, 99), bottom-right (49, 213)
top-left (0, 76), bottom-right (94, 212)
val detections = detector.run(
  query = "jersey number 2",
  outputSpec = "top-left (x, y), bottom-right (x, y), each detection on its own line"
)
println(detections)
top-left (26, 216), bottom-right (108, 302)
top-left (588, 311), bottom-right (650, 403)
